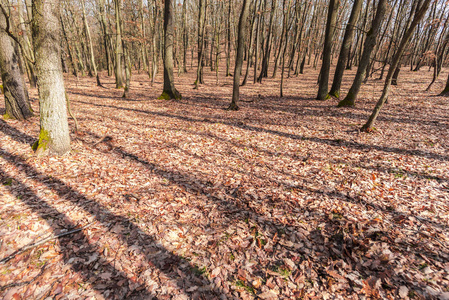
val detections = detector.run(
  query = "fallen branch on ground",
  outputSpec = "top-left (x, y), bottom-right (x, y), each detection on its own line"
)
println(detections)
top-left (0, 223), bottom-right (93, 265)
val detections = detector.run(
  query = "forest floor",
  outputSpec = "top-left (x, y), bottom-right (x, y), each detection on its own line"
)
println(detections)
top-left (1, 64), bottom-right (449, 300)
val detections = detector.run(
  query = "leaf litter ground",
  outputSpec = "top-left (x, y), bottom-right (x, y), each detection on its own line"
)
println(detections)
top-left (0, 65), bottom-right (448, 299)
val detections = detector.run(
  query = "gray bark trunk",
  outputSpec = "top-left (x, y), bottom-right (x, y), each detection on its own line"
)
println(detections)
top-left (0, 8), bottom-right (33, 120)
top-left (228, 0), bottom-right (251, 111)
top-left (114, 0), bottom-right (124, 88)
top-left (32, 0), bottom-right (71, 155)
top-left (159, 0), bottom-right (181, 100)
top-left (329, 0), bottom-right (363, 98)
top-left (338, 0), bottom-right (387, 107)
top-left (316, 0), bottom-right (339, 100)
top-left (362, 0), bottom-right (432, 131)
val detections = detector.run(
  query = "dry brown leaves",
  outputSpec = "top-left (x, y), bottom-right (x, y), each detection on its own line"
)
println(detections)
top-left (0, 65), bottom-right (448, 299)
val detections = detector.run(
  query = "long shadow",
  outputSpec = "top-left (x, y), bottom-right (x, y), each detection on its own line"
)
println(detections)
top-left (77, 110), bottom-right (449, 189)
top-left (0, 167), bottom-right (157, 299)
top-left (0, 119), bottom-right (35, 145)
top-left (2, 125), bottom-right (448, 297)
top-left (72, 99), bottom-right (449, 162)
top-left (177, 93), bottom-right (449, 128)
top-left (0, 148), bottom-right (220, 299)
top-left (1, 118), bottom-right (447, 232)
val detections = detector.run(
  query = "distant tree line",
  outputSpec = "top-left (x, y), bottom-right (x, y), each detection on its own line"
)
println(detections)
top-left (0, 0), bottom-right (447, 155)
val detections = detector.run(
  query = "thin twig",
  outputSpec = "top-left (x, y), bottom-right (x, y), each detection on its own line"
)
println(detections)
top-left (0, 223), bottom-right (93, 265)
top-left (0, 262), bottom-right (47, 291)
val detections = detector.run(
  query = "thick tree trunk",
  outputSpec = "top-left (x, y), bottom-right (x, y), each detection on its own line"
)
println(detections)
top-left (317, 0), bottom-right (339, 100)
top-left (159, 0), bottom-right (181, 100)
top-left (362, 0), bottom-right (432, 131)
top-left (228, 0), bottom-right (251, 111)
top-left (0, 9), bottom-right (33, 120)
top-left (338, 0), bottom-right (387, 107)
top-left (32, 0), bottom-right (71, 155)
top-left (329, 0), bottom-right (362, 98)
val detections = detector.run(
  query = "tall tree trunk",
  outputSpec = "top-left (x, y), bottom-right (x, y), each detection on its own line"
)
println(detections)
top-left (195, 0), bottom-right (207, 88)
top-left (362, 0), bottom-right (432, 131)
top-left (226, 0), bottom-right (232, 76)
top-left (98, 0), bottom-right (112, 76)
top-left (316, 0), bottom-right (339, 100)
top-left (159, 0), bottom-right (181, 100)
top-left (122, 42), bottom-right (131, 98)
top-left (329, 0), bottom-right (363, 98)
top-left (257, 0), bottom-right (276, 83)
top-left (0, 8), bottom-right (33, 120)
top-left (280, 0), bottom-right (292, 96)
top-left (114, 0), bottom-right (124, 88)
top-left (139, 0), bottom-right (148, 74)
top-left (181, 0), bottom-right (188, 73)
top-left (242, 0), bottom-right (260, 86)
top-left (17, 0), bottom-right (37, 88)
top-left (82, 0), bottom-right (100, 86)
top-left (228, 0), bottom-right (251, 111)
top-left (32, 0), bottom-right (71, 155)
top-left (60, 16), bottom-right (78, 77)
top-left (337, 0), bottom-right (387, 107)
top-left (254, 0), bottom-right (264, 83)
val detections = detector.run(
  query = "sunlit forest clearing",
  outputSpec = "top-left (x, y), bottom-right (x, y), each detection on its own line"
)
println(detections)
top-left (1, 63), bottom-right (449, 298)
top-left (1, 0), bottom-right (449, 298)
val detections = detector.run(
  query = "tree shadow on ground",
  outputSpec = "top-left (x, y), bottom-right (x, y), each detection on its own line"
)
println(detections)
top-left (1, 119), bottom-right (447, 298)
top-left (72, 99), bottom-right (449, 162)
top-left (0, 147), bottom-right (222, 299)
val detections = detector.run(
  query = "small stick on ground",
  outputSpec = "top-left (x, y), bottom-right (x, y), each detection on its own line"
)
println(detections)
top-left (0, 223), bottom-right (93, 265)
top-left (0, 262), bottom-right (47, 291)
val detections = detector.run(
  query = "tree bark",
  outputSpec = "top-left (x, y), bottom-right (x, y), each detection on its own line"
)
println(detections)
top-left (257, 0), bottom-right (276, 83)
top-left (195, 0), bottom-right (207, 88)
top-left (159, 0), bottom-right (181, 100)
top-left (17, 0), bottom-right (37, 88)
top-left (32, 0), bottom-right (71, 155)
top-left (316, 0), bottom-right (339, 100)
top-left (0, 8), bottom-right (33, 120)
top-left (114, 0), bottom-right (124, 88)
top-left (441, 73), bottom-right (449, 96)
top-left (98, 0), bottom-right (113, 77)
top-left (228, 0), bottom-right (251, 111)
top-left (226, 0), bottom-right (232, 77)
top-left (81, 0), bottom-right (100, 86)
top-left (329, 0), bottom-right (363, 98)
top-left (181, 0), bottom-right (188, 73)
top-left (338, 0), bottom-right (387, 107)
top-left (362, 0), bottom-right (432, 131)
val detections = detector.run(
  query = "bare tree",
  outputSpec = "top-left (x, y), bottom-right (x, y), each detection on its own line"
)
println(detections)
top-left (362, 0), bottom-right (432, 131)
top-left (316, 0), bottom-right (339, 100)
top-left (329, 0), bottom-right (363, 98)
top-left (159, 0), bottom-right (181, 100)
top-left (228, 0), bottom-right (252, 111)
top-left (337, 0), bottom-right (387, 107)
